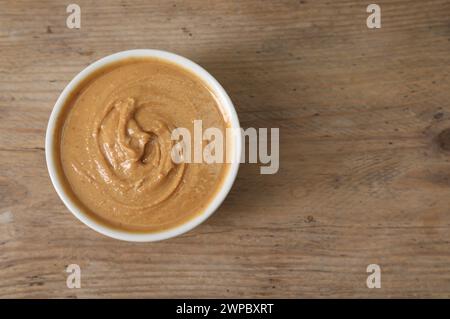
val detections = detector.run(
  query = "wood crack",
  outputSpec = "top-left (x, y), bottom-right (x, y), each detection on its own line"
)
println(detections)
top-left (0, 146), bottom-right (45, 153)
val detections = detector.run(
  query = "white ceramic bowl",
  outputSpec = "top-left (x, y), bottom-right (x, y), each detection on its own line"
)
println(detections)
top-left (45, 49), bottom-right (241, 242)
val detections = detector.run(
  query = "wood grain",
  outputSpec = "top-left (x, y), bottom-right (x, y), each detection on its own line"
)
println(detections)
top-left (1, 0), bottom-right (450, 298)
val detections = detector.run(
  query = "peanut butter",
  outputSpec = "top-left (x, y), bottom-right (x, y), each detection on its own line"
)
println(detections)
top-left (56, 58), bottom-right (229, 232)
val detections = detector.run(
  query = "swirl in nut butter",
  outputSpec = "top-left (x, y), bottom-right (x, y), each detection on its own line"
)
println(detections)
top-left (58, 58), bottom-right (229, 232)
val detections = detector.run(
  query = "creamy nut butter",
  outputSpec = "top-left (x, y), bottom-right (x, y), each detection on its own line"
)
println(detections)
top-left (55, 58), bottom-right (229, 232)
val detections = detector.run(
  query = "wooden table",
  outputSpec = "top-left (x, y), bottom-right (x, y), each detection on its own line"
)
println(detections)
top-left (1, 0), bottom-right (449, 298)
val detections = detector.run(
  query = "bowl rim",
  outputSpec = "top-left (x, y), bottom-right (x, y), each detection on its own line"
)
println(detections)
top-left (45, 49), bottom-right (242, 242)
